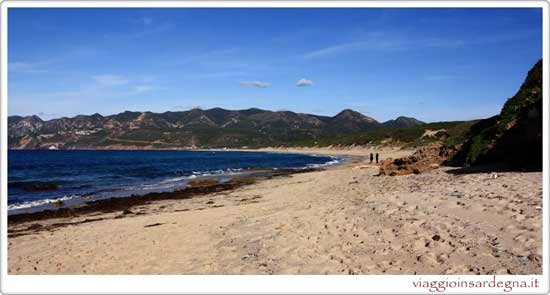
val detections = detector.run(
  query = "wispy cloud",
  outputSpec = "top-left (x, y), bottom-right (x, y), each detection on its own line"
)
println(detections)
top-left (303, 31), bottom-right (409, 59)
top-left (303, 28), bottom-right (538, 60)
top-left (104, 22), bottom-right (172, 40)
top-left (132, 22), bottom-right (171, 38)
top-left (304, 42), bottom-right (371, 59)
top-left (9, 61), bottom-right (50, 73)
top-left (303, 39), bottom-right (409, 59)
top-left (28, 73), bottom-right (156, 101)
top-left (9, 47), bottom-right (105, 75)
top-left (296, 78), bottom-right (314, 87)
top-left (160, 48), bottom-right (277, 81)
top-left (24, 75), bottom-right (155, 104)
top-left (240, 81), bottom-right (271, 88)
top-left (92, 74), bottom-right (129, 86)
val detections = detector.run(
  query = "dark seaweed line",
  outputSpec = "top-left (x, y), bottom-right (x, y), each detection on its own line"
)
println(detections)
top-left (7, 168), bottom-right (321, 237)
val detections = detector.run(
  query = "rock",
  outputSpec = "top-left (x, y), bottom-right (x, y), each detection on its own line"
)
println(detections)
top-left (432, 234), bottom-right (441, 241)
top-left (378, 144), bottom-right (455, 176)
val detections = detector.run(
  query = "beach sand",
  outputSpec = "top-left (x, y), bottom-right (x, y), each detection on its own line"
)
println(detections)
top-left (8, 147), bottom-right (542, 275)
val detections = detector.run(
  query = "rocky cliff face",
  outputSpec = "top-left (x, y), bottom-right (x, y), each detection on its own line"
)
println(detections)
top-left (448, 59), bottom-right (543, 170)
top-left (8, 108), bottom-right (424, 149)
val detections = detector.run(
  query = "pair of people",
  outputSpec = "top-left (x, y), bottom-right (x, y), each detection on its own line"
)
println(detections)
top-left (370, 153), bottom-right (379, 164)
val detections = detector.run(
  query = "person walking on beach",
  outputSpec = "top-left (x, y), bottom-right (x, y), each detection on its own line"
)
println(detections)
top-left (376, 153), bottom-right (379, 164)
top-left (370, 153), bottom-right (373, 163)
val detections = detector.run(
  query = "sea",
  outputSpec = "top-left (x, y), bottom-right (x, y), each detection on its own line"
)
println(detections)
top-left (8, 150), bottom-right (343, 214)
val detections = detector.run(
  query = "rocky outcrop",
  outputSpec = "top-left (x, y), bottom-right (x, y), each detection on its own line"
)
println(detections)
top-left (378, 144), bottom-right (457, 176)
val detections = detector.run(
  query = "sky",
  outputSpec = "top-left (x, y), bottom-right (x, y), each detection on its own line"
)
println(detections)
top-left (8, 8), bottom-right (543, 122)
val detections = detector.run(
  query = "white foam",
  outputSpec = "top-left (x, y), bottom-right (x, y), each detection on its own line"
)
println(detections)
top-left (132, 169), bottom-right (246, 191)
top-left (7, 159), bottom-right (339, 212)
top-left (306, 156), bottom-right (344, 168)
top-left (8, 195), bottom-right (78, 211)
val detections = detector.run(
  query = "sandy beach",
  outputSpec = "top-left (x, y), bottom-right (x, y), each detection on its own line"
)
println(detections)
top-left (8, 147), bottom-right (542, 275)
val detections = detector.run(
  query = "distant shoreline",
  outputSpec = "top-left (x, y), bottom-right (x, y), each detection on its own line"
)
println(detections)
top-left (8, 145), bottom-right (400, 161)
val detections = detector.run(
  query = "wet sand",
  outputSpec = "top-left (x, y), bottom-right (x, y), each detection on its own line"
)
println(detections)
top-left (8, 147), bottom-right (542, 274)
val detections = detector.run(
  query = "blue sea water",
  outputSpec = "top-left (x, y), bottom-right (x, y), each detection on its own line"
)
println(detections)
top-left (8, 150), bottom-right (341, 213)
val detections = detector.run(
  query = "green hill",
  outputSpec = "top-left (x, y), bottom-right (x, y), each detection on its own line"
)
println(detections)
top-left (448, 59), bottom-right (543, 169)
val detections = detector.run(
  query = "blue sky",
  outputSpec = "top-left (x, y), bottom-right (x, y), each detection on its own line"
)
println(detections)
top-left (8, 8), bottom-right (542, 122)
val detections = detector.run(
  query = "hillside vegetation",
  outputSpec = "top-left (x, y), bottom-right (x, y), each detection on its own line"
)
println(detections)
top-left (8, 108), bottom-right (424, 149)
top-left (448, 59), bottom-right (542, 169)
top-left (307, 120), bottom-right (476, 148)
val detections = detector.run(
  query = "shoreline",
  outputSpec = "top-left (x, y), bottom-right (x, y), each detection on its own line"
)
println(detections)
top-left (6, 146), bottom-right (406, 236)
top-left (7, 147), bottom-right (374, 217)
top-left (8, 146), bottom-right (541, 275)
top-left (7, 167), bottom-right (323, 229)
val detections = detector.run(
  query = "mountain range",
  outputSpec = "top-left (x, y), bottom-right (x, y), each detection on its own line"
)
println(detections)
top-left (8, 108), bottom-right (424, 149)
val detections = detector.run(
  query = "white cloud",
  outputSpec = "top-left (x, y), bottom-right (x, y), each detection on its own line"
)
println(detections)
top-left (296, 78), bottom-right (314, 87)
top-left (92, 74), bottom-right (129, 86)
top-left (240, 81), bottom-right (271, 88)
